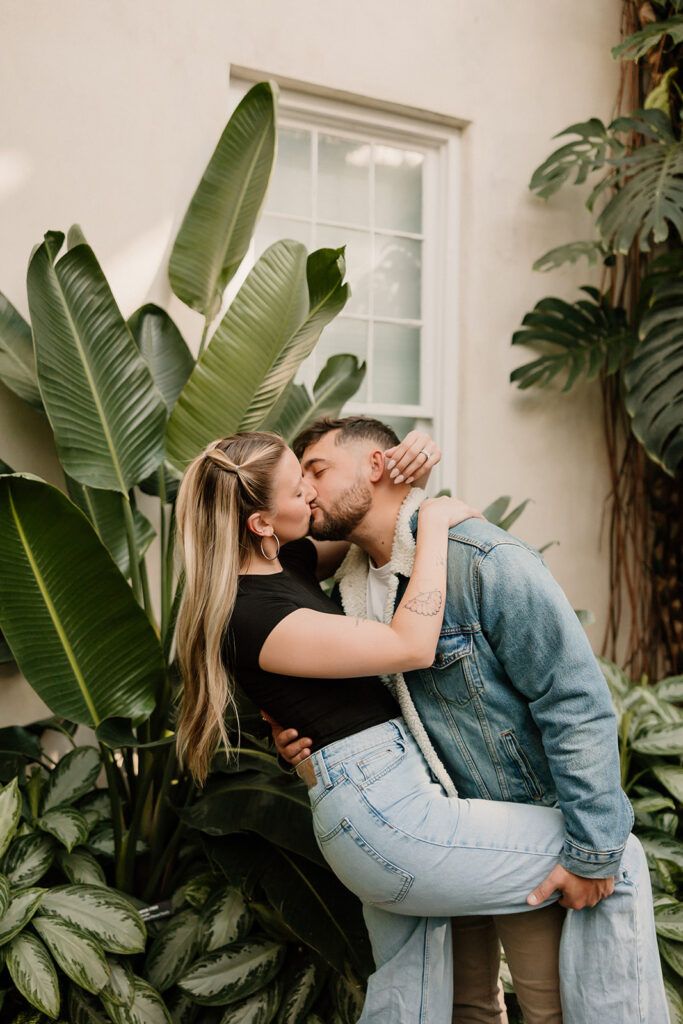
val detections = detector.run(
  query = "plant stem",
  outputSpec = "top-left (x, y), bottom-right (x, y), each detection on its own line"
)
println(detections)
top-left (158, 468), bottom-right (169, 641)
top-left (120, 752), bottom-right (155, 893)
top-left (122, 495), bottom-right (144, 608)
top-left (101, 745), bottom-right (125, 868)
top-left (197, 319), bottom-right (210, 358)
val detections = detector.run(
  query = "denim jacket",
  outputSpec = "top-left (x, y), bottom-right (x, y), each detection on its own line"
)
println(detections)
top-left (334, 488), bottom-right (634, 878)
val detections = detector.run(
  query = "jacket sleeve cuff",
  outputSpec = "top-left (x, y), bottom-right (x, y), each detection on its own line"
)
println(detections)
top-left (560, 839), bottom-right (625, 878)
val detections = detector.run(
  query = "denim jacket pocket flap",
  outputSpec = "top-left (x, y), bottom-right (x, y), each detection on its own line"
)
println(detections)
top-left (433, 630), bottom-right (473, 670)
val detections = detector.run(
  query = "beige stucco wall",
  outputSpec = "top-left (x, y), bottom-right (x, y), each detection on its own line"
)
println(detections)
top-left (1, 0), bottom-right (621, 723)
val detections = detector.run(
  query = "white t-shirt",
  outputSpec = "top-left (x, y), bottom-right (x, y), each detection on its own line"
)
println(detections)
top-left (366, 560), bottom-right (394, 623)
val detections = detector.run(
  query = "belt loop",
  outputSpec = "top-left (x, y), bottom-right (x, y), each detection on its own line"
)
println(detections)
top-left (312, 749), bottom-right (333, 790)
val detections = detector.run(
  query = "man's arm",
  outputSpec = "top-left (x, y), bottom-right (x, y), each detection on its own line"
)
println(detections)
top-left (478, 542), bottom-right (633, 891)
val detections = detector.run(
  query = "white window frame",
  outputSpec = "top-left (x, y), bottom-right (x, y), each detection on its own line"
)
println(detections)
top-left (229, 70), bottom-right (463, 493)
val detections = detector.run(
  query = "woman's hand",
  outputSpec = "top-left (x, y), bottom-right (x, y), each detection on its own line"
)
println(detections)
top-left (419, 495), bottom-right (485, 529)
top-left (384, 431), bottom-right (441, 485)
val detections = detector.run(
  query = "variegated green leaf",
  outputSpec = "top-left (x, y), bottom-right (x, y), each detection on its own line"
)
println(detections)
top-left (6, 930), bottom-right (60, 1019)
top-left (102, 975), bottom-right (172, 1024)
top-left (43, 746), bottom-right (103, 814)
top-left (631, 723), bottom-right (683, 756)
top-left (0, 888), bottom-right (45, 945)
top-left (330, 975), bottom-right (365, 1024)
top-left (631, 793), bottom-right (676, 817)
top-left (276, 958), bottom-right (324, 1023)
top-left (79, 807), bottom-right (102, 834)
top-left (0, 778), bottom-right (22, 859)
top-left (199, 887), bottom-right (252, 954)
top-left (78, 789), bottom-right (112, 822)
top-left (655, 675), bottom-right (683, 704)
top-left (100, 956), bottom-right (135, 1008)
top-left (166, 990), bottom-right (200, 1024)
top-left (655, 903), bottom-right (683, 942)
top-left (664, 978), bottom-right (683, 1024)
top-left (0, 872), bottom-right (9, 916)
top-left (144, 908), bottom-right (201, 992)
top-left (641, 831), bottom-right (683, 870)
top-left (659, 936), bottom-right (683, 976)
top-left (37, 807), bottom-right (89, 852)
top-left (3, 833), bottom-right (55, 887)
top-left (219, 977), bottom-right (283, 1023)
top-left (57, 847), bottom-right (106, 887)
top-left (85, 823), bottom-right (115, 859)
top-left (652, 765), bottom-right (683, 804)
top-left (33, 914), bottom-right (109, 993)
top-left (177, 940), bottom-right (285, 1006)
top-left (68, 983), bottom-right (112, 1024)
top-left (38, 884), bottom-right (145, 954)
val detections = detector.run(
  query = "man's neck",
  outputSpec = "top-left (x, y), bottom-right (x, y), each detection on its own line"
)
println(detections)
top-left (348, 484), bottom-right (411, 567)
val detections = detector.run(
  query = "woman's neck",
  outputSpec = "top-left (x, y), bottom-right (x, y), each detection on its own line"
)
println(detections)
top-left (240, 551), bottom-right (282, 575)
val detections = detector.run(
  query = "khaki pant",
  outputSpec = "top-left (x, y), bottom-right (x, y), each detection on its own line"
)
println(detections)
top-left (451, 904), bottom-right (566, 1024)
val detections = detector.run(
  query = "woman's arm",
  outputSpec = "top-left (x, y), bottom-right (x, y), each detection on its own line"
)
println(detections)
top-left (259, 497), bottom-right (458, 679)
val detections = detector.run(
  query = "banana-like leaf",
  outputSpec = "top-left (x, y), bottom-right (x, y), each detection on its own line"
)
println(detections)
top-left (0, 873), bottom-right (9, 917)
top-left (624, 274), bottom-right (683, 475)
top-left (219, 977), bottom-right (283, 1023)
top-left (177, 940), bottom-right (285, 1006)
top-left (0, 778), bottom-right (21, 859)
top-left (239, 248), bottom-right (350, 431)
top-left (612, 14), bottom-right (683, 61)
top-left (266, 353), bottom-right (366, 444)
top-left (169, 82), bottom-right (277, 319)
top-left (26, 234), bottom-right (166, 492)
top-left (37, 885), bottom-right (146, 954)
top-left (631, 723), bottom-right (683, 755)
top-left (597, 130), bottom-right (683, 253)
top-left (6, 931), bottom-right (60, 1019)
top-left (144, 908), bottom-right (201, 992)
top-left (166, 239), bottom-right (309, 470)
top-left (199, 887), bottom-right (252, 955)
top-left (37, 807), bottom-right (90, 852)
top-left (33, 914), bottom-right (109, 994)
top-left (57, 847), bottom-right (106, 887)
top-left (0, 476), bottom-right (163, 726)
top-left (66, 476), bottom-right (156, 579)
top-left (0, 888), bottom-right (45, 945)
top-left (95, 718), bottom-right (175, 750)
top-left (0, 727), bottom-right (43, 763)
top-left (511, 288), bottom-right (636, 390)
top-left (532, 240), bottom-right (610, 273)
top-left (42, 746), bottom-right (102, 813)
top-left (0, 292), bottom-right (43, 411)
top-left (529, 119), bottom-right (614, 199)
top-left (128, 305), bottom-right (195, 413)
top-left (177, 771), bottom-right (323, 866)
top-left (3, 833), bottom-right (55, 888)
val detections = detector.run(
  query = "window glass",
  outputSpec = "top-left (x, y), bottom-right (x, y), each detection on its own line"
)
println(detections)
top-left (375, 145), bottom-right (423, 234)
top-left (266, 127), bottom-right (312, 218)
top-left (373, 323), bottom-right (421, 405)
top-left (318, 135), bottom-right (370, 227)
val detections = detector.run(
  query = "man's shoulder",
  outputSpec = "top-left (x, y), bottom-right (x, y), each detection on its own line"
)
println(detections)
top-left (410, 512), bottom-right (541, 560)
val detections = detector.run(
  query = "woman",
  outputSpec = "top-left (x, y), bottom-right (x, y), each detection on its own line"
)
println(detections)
top-left (175, 432), bottom-right (667, 1024)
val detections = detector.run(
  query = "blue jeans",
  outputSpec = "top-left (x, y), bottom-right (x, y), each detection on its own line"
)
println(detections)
top-left (306, 719), bottom-right (668, 1024)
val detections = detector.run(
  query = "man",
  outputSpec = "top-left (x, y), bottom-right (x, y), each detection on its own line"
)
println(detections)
top-left (273, 416), bottom-right (666, 1024)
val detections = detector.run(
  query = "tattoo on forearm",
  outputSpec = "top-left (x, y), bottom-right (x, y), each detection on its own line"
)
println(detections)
top-left (404, 591), bottom-right (443, 616)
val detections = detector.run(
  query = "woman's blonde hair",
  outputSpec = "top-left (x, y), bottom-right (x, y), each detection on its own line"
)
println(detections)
top-left (175, 431), bottom-right (287, 784)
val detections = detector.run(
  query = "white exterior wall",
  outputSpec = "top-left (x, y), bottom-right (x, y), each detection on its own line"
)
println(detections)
top-left (1, 0), bottom-right (621, 722)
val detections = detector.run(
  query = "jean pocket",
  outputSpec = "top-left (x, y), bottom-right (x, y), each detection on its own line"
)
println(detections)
top-left (356, 740), bottom-right (405, 788)
top-left (317, 817), bottom-right (414, 906)
top-left (501, 730), bottom-right (544, 800)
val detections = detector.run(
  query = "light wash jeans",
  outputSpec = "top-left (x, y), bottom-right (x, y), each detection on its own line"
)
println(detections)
top-left (306, 719), bottom-right (668, 1024)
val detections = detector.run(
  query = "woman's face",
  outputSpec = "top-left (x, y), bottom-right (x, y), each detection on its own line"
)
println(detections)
top-left (268, 447), bottom-right (317, 543)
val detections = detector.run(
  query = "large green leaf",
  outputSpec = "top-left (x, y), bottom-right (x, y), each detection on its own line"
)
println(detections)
top-left (266, 353), bottom-right (366, 444)
top-left (612, 14), bottom-right (683, 61)
top-left (177, 940), bottom-right (285, 1006)
top-left (128, 304), bottom-right (195, 413)
top-left (0, 292), bottom-right (42, 410)
top-left (3, 833), bottom-right (55, 887)
top-left (144, 908), bottom-right (201, 992)
top-left (178, 771), bottom-right (323, 866)
top-left (166, 239), bottom-right (309, 469)
top-left (42, 747), bottom-right (102, 813)
top-left (0, 888), bottom-right (45, 946)
top-left (169, 82), bottom-right (277, 320)
top-left (6, 931), bottom-right (60, 1019)
top-left (0, 727), bottom-right (43, 764)
top-left (38, 885), bottom-right (146, 954)
top-left (239, 248), bottom-right (350, 431)
top-left (624, 274), bottom-right (683, 475)
top-left (0, 778), bottom-right (21, 859)
top-left (65, 476), bottom-right (156, 579)
top-left (33, 915), bottom-right (109, 994)
top-left (199, 887), bottom-right (252, 955)
top-left (511, 287), bottom-right (636, 390)
top-left (0, 476), bottom-right (163, 726)
top-left (26, 234), bottom-right (166, 492)
top-left (532, 240), bottom-right (610, 273)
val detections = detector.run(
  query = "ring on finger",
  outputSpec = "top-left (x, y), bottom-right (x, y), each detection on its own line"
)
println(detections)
top-left (419, 449), bottom-right (430, 461)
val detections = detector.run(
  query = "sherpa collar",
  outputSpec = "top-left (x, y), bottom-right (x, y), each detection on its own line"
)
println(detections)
top-left (333, 487), bottom-right (457, 797)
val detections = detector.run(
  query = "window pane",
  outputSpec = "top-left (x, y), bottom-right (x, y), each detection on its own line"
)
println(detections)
top-left (318, 135), bottom-right (370, 227)
top-left (380, 415), bottom-right (417, 441)
top-left (313, 317), bottom-right (368, 403)
top-left (375, 146), bottom-right (424, 234)
top-left (315, 224), bottom-right (372, 315)
top-left (373, 235), bottom-right (422, 320)
top-left (266, 127), bottom-right (312, 219)
top-left (373, 323), bottom-right (420, 405)
top-left (254, 215), bottom-right (311, 258)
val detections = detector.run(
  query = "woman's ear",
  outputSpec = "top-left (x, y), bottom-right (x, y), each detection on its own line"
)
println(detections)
top-left (246, 510), bottom-right (274, 539)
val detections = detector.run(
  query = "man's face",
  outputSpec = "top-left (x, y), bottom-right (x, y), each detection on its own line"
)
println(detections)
top-left (301, 431), bottom-right (374, 540)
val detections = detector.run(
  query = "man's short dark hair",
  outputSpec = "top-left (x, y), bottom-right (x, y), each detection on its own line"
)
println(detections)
top-left (293, 416), bottom-right (400, 459)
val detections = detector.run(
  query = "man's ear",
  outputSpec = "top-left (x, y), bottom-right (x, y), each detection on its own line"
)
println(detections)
top-left (246, 510), bottom-right (274, 538)
top-left (368, 448), bottom-right (386, 483)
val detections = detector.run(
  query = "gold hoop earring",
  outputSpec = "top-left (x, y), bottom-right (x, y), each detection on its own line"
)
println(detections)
top-left (260, 533), bottom-right (280, 561)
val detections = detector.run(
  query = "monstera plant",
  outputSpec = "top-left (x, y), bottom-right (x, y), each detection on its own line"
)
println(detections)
top-left (0, 81), bottom-right (370, 1022)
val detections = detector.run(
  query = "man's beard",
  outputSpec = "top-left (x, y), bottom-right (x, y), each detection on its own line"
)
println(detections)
top-left (309, 480), bottom-right (373, 540)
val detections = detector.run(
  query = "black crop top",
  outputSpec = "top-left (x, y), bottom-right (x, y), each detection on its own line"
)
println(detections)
top-left (227, 538), bottom-right (399, 751)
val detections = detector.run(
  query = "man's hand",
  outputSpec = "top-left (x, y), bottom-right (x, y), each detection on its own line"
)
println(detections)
top-left (527, 864), bottom-right (615, 910)
top-left (262, 711), bottom-right (312, 766)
